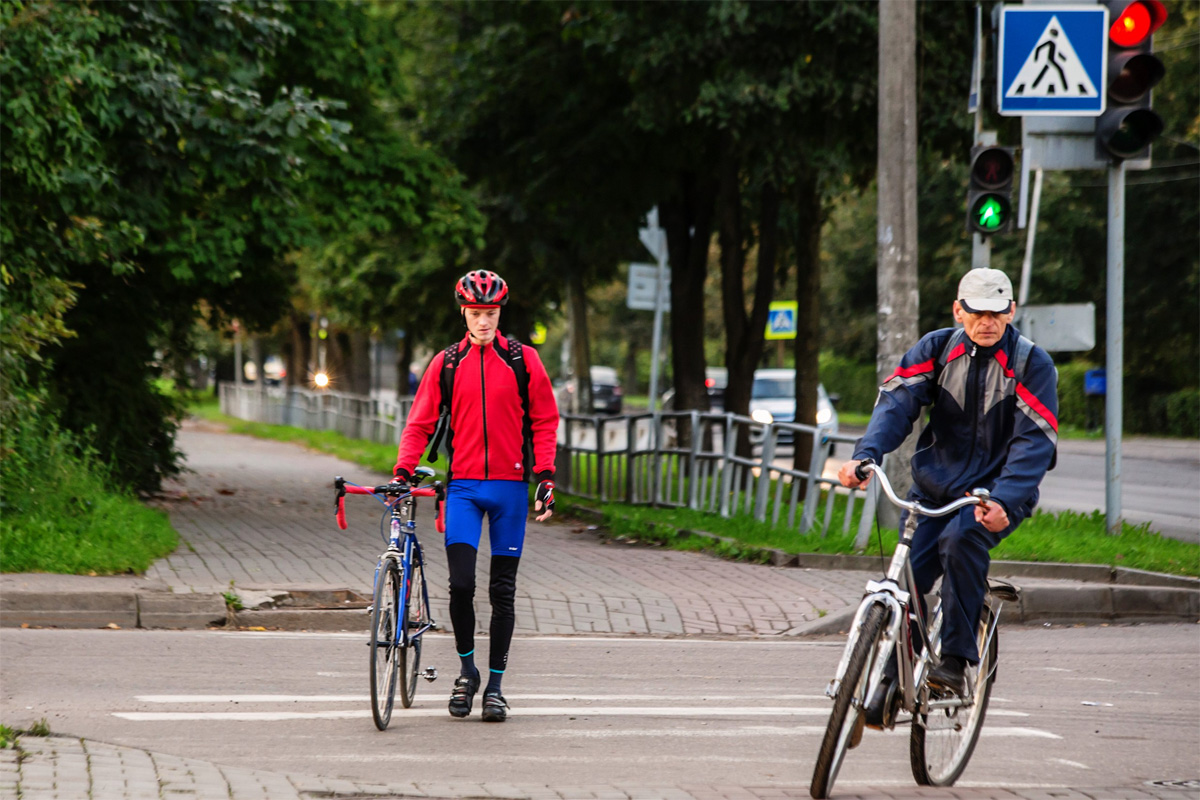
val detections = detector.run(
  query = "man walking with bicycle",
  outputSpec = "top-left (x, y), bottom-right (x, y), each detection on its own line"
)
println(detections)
top-left (393, 270), bottom-right (559, 722)
top-left (838, 268), bottom-right (1058, 707)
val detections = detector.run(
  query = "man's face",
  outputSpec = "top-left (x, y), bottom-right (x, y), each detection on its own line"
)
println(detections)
top-left (464, 306), bottom-right (500, 344)
top-left (953, 300), bottom-right (1014, 348)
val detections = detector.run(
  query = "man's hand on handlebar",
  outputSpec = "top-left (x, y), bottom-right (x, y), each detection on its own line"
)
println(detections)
top-left (838, 459), bottom-right (871, 489)
top-left (973, 497), bottom-right (1009, 533)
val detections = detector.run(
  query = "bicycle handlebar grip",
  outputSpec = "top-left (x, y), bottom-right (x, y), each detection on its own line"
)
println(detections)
top-left (336, 495), bottom-right (348, 530)
top-left (854, 458), bottom-right (876, 482)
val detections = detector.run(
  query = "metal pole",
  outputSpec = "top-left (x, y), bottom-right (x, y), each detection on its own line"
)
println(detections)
top-left (1105, 162), bottom-right (1125, 536)
top-left (647, 247), bottom-right (666, 414)
top-left (1018, 168), bottom-right (1044, 308)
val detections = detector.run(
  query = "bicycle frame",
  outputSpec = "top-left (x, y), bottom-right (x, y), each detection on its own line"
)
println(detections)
top-left (824, 468), bottom-right (993, 722)
top-left (376, 493), bottom-right (435, 651)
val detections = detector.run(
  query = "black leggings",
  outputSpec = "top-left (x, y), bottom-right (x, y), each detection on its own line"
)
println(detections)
top-left (446, 542), bottom-right (519, 674)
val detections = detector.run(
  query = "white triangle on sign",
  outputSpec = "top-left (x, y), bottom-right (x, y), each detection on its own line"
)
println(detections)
top-left (1005, 16), bottom-right (1099, 99)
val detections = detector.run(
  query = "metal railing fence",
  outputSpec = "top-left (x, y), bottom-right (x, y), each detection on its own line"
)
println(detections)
top-left (219, 384), bottom-right (880, 542)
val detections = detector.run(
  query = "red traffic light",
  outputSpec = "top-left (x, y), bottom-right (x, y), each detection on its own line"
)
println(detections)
top-left (1109, 0), bottom-right (1167, 47)
top-left (970, 148), bottom-right (1014, 191)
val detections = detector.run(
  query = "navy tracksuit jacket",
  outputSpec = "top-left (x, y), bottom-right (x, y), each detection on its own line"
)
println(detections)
top-left (853, 324), bottom-right (1059, 662)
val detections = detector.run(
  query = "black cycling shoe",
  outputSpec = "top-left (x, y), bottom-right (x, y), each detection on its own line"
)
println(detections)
top-left (481, 690), bottom-right (508, 722)
top-left (928, 656), bottom-right (968, 697)
top-left (448, 674), bottom-right (480, 718)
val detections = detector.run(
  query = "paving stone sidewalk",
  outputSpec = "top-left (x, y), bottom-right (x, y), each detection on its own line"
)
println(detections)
top-left (5, 735), bottom-right (1197, 800)
top-left (142, 422), bottom-right (872, 637)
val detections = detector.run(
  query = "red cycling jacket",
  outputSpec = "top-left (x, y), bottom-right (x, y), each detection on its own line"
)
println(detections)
top-left (395, 333), bottom-right (558, 483)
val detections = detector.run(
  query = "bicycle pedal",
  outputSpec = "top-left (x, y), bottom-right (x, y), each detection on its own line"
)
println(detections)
top-left (421, 667), bottom-right (438, 683)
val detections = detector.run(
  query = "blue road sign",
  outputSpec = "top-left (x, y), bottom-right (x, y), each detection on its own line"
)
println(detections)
top-left (998, 6), bottom-right (1108, 116)
top-left (764, 301), bottom-right (797, 341)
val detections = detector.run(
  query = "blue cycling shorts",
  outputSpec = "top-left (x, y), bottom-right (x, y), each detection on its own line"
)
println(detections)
top-left (444, 479), bottom-right (529, 557)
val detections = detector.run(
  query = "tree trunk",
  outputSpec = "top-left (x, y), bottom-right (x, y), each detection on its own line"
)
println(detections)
top-left (660, 171), bottom-right (718, 417)
top-left (348, 331), bottom-right (372, 396)
top-left (566, 267), bottom-right (592, 414)
top-left (396, 334), bottom-right (415, 397)
top-left (285, 311), bottom-right (310, 388)
top-left (721, 163), bottom-right (780, 460)
top-left (877, 0), bottom-right (921, 525)
top-left (791, 170), bottom-right (823, 498)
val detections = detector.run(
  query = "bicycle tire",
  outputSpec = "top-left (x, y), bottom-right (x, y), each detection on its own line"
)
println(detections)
top-left (910, 603), bottom-right (998, 786)
top-left (811, 602), bottom-right (888, 800)
top-left (369, 558), bottom-right (400, 730)
top-left (398, 560), bottom-right (427, 708)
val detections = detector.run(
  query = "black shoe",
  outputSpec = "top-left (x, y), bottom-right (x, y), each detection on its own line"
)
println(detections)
top-left (481, 690), bottom-right (508, 722)
top-left (448, 674), bottom-right (479, 718)
top-left (928, 656), bottom-right (967, 697)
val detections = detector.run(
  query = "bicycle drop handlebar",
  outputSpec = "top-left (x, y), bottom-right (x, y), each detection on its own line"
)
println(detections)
top-left (334, 476), bottom-right (445, 533)
top-left (853, 458), bottom-right (991, 518)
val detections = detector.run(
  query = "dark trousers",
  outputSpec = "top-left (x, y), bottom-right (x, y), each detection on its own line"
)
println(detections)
top-left (906, 501), bottom-right (1026, 664)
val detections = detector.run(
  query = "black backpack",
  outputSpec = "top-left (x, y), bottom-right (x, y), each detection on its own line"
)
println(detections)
top-left (424, 338), bottom-right (534, 479)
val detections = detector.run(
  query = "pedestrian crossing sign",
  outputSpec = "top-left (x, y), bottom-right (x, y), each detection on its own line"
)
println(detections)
top-left (998, 6), bottom-right (1108, 116)
top-left (764, 301), bottom-right (798, 341)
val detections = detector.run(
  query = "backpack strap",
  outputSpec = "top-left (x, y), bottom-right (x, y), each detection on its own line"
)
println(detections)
top-left (425, 342), bottom-right (463, 464)
top-left (934, 328), bottom-right (969, 384)
top-left (1013, 334), bottom-right (1035, 384)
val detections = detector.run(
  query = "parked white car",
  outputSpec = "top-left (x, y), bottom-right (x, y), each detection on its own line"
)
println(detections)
top-left (748, 368), bottom-right (839, 450)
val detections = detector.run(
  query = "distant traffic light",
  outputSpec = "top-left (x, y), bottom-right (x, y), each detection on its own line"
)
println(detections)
top-left (1095, 0), bottom-right (1168, 161)
top-left (966, 146), bottom-right (1015, 235)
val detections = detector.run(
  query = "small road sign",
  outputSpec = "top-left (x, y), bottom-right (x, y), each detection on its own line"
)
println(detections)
top-left (764, 301), bottom-right (798, 341)
top-left (627, 263), bottom-right (670, 312)
top-left (998, 5), bottom-right (1108, 116)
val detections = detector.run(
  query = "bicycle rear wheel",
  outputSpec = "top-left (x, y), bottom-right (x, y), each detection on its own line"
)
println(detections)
top-left (910, 603), bottom-right (998, 785)
top-left (398, 560), bottom-right (428, 708)
top-left (369, 558), bottom-right (401, 730)
top-left (811, 603), bottom-right (888, 800)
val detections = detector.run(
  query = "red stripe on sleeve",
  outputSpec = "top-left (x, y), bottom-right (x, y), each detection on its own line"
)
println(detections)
top-left (1016, 382), bottom-right (1059, 432)
top-left (886, 358), bottom-right (935, 382)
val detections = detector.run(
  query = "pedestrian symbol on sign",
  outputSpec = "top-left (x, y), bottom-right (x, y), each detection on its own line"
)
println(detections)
top-left (764, 301), bottom-right (798, 341)
top-left (1006, 16), bottom-right (1099, 100)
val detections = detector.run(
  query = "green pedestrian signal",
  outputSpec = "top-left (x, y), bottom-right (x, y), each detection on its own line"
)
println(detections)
top-left (965, 146), bottom-right (1015, 236)
top-left (971, 195), bottom-right (1009, 232)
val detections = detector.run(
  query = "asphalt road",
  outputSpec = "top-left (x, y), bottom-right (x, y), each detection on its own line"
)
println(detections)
top-left (3, 624), bottom-right (1197, 791)
top-left (823, 432), bottom-right (1199, 542)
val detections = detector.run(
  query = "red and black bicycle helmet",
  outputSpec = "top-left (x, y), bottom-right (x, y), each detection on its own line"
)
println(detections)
top-left (454, 270), bottom-right (510, 307)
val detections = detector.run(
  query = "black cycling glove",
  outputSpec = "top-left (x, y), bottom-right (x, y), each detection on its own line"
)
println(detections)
top-left (392, 467), bottom-right (412, 488)
top-left (534, 478), bottom-right (555, 512)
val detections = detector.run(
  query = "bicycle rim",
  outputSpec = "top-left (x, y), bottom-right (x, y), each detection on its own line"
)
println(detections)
top-left (910, 605), bottom-right (998, 785)
top-left (811, 603), bottom-right (888, 800)
top-left (398, 562), bottom-right (426, 708)
top-left (369, 560), bottom-right (400, 730)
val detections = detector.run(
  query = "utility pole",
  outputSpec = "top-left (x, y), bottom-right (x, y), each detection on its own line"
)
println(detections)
top-left (875, 0), bottom-right (920, 525)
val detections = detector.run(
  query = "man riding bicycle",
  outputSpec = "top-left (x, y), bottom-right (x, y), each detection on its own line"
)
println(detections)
top-left (838, 268), bottom-right (1058, 716)
top-left (393, 270), bottom-right (559, 722)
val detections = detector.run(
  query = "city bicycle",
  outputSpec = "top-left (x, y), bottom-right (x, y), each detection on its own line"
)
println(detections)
top-left (335, 467), bottom-right (445, 730)
top-left (810, 459), bottom-right (1020, 798)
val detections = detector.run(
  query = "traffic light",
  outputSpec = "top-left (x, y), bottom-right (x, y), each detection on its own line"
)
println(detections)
top-left (966, 146), bottom-right (1015, 235)
top-left (1095, 0), bottom-right (1168, 161)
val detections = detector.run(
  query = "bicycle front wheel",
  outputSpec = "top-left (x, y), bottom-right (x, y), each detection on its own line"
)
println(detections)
top-left (811, 602), bottom-right (888, 800)
top-left (398, 560), bottom-right (428, 708)
top-left (910, 603), bottom-right (998, 785)
top-left (369, 558), bottom-right (401, 730)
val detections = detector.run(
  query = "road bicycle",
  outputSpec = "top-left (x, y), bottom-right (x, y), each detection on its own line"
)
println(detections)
top-left (810, 459), bottom-right (1019, 798)
top-left (335, 467), bottom-right (445, 730)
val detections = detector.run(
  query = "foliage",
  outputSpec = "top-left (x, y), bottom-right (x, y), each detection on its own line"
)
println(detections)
top-left (2, 0), bottom-right (345, 491)
top-left (0, 724), bottom-right (13, 749)
top-left (0, 397), bottom-right (177, 574)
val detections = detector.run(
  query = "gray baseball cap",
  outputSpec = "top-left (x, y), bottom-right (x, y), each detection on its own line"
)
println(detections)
top-left (958, 268), bottom-right (1014, 314)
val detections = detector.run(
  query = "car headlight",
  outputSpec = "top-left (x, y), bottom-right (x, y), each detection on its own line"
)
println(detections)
top-left (751, 409), bottom-right (774, 425)
top-left (816, 407), bottom-right (832, 425)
